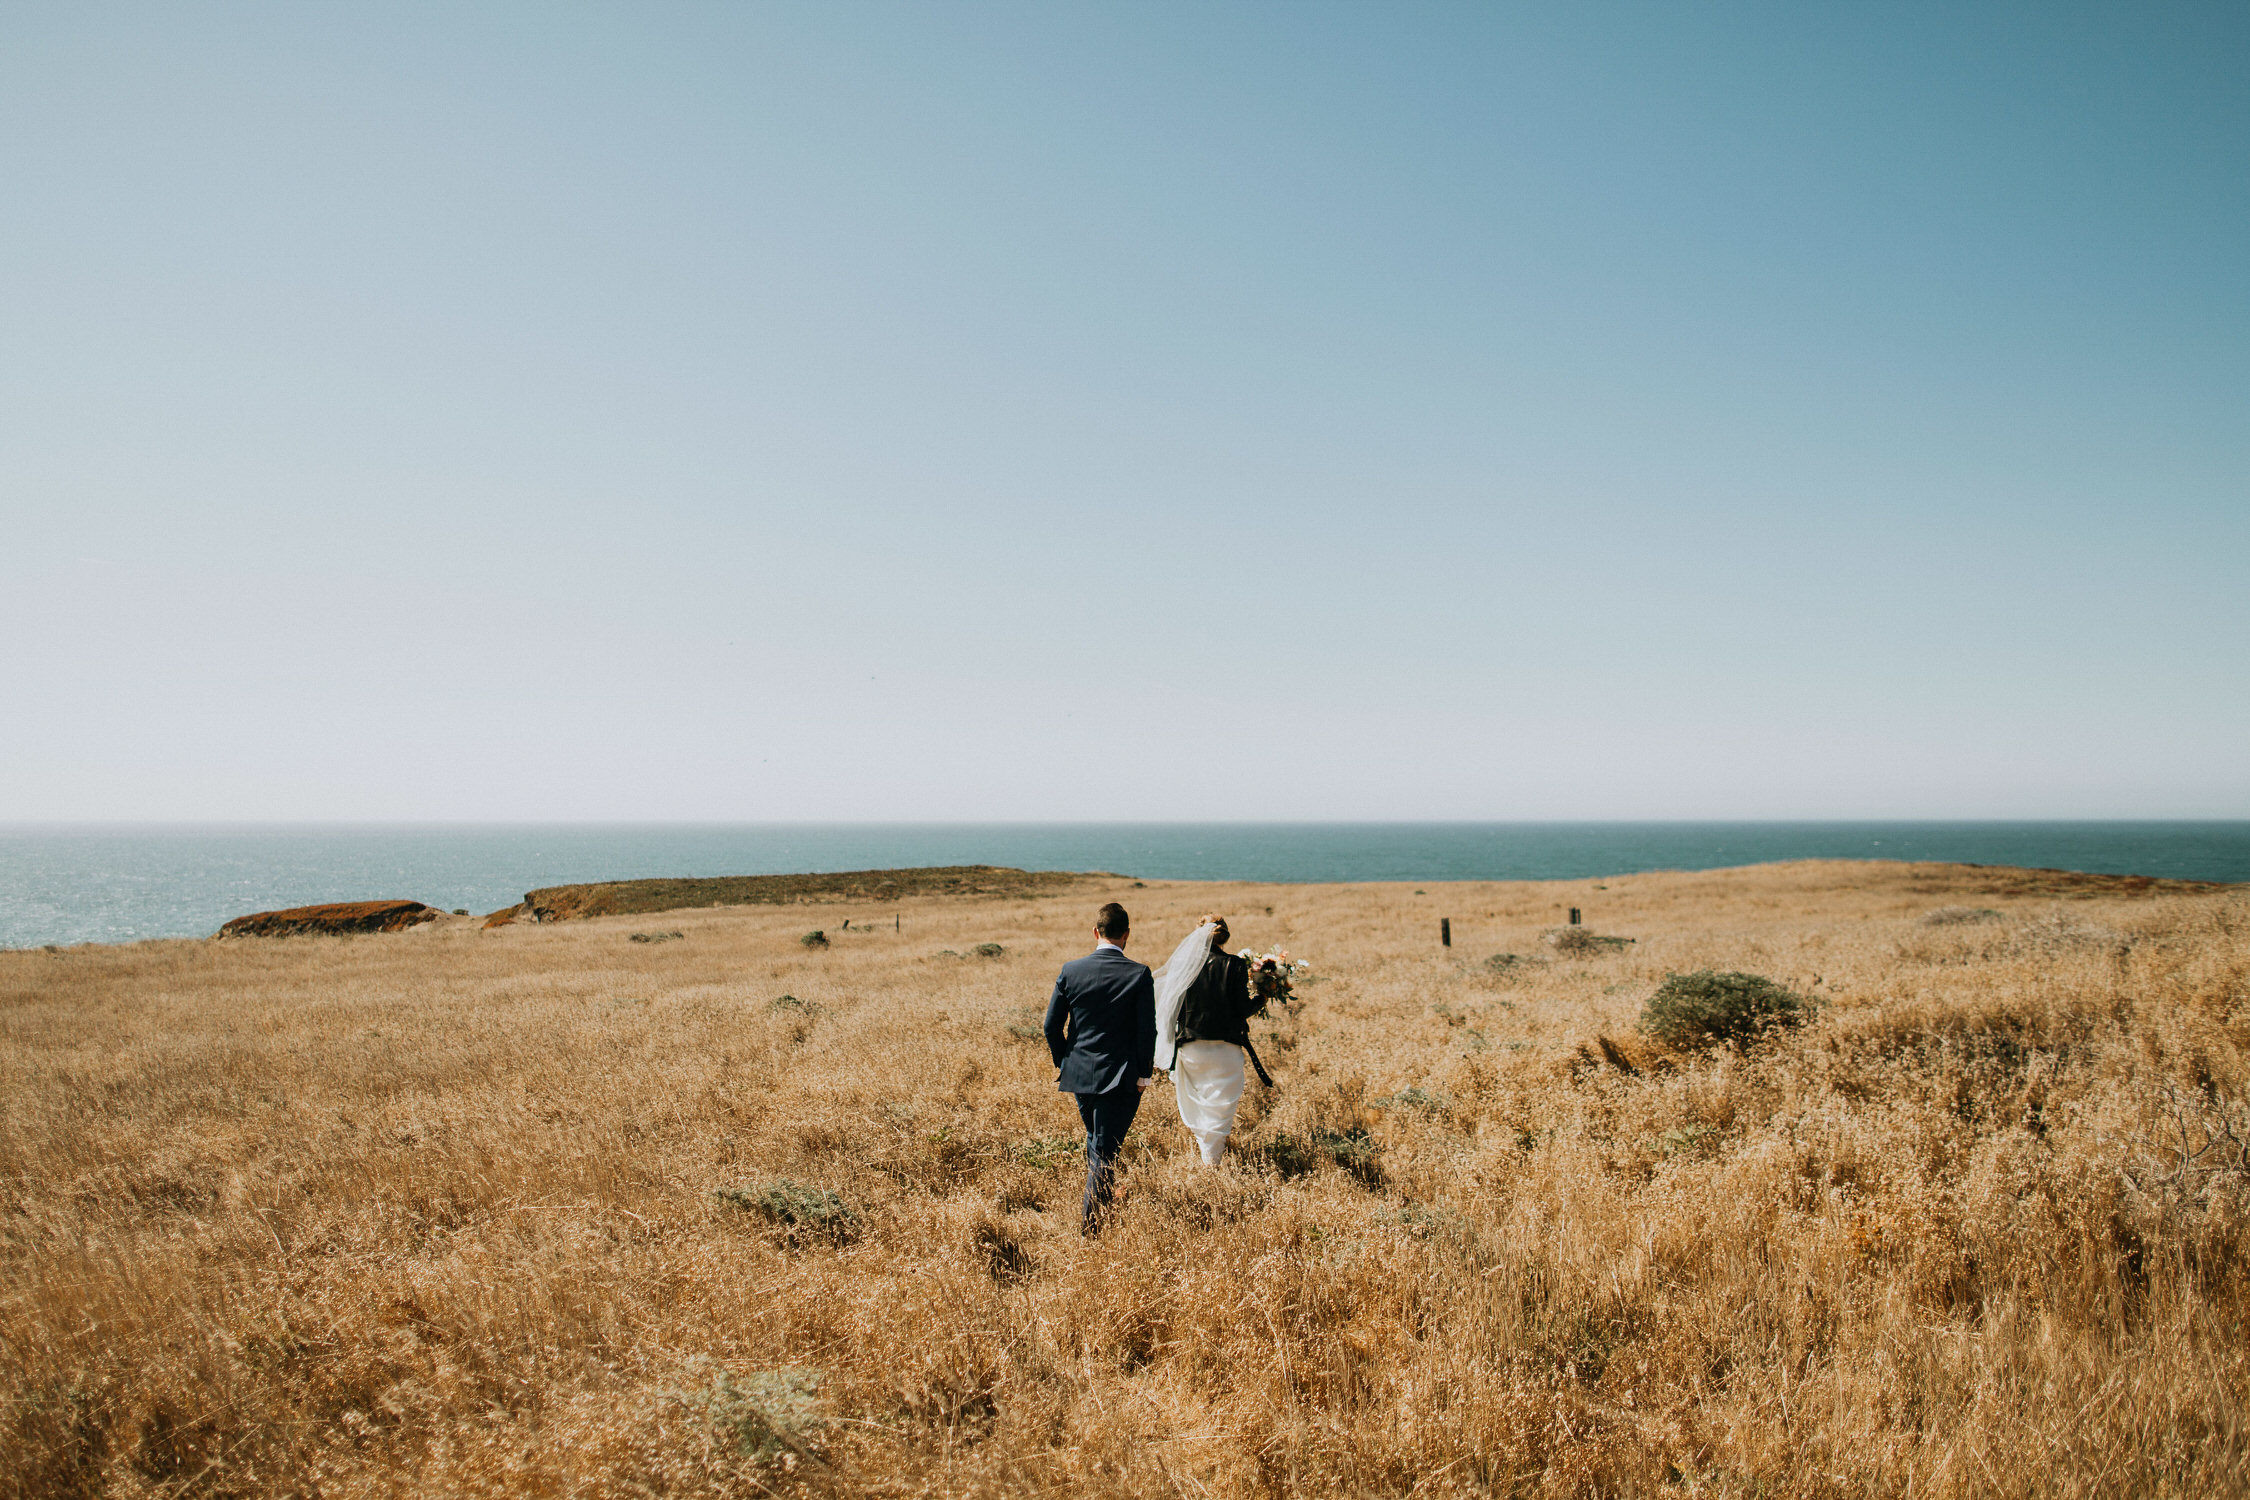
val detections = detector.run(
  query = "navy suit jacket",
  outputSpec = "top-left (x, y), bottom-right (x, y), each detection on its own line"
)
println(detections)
top-left (1044, 945), bottom-right (1157, 1095)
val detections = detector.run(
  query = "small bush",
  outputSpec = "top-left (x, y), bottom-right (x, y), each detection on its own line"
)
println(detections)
top-left (1651, 1123), bottom-right (1716, 1157)
top-left (1315, 1127), bottom-right (1385, 1187)
top-left (630, 930), bottom-right (685, 944)
top-left (1641, 970), bottom-right (1812, 1052)
top-left (1544, 927), bottom-right (1634, 956)
top-left (1922, 907), bottom-right (2002, 927)
top-left (769, 994), bottom-right (819, 1016)
top-left (1252, 1127), bottom-right (1383, 1187)
top-left (671, 1360), bottom-right (824, 1461)
top-left (971, 942), bottom-right (1005, 958)
top-left (799, 930), bottom-right (829, 949)
top-left (1252, 1132), bottom-right (1322, 1180)
top-left (714, 1179), bottom-right (856, 1240)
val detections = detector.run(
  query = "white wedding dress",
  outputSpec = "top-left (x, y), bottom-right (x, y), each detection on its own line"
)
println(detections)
top-left (1152, 922), bottom-right (1247, 1166)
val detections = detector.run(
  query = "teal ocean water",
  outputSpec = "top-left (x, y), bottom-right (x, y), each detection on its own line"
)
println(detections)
top-left (2, 822), bottom-right (2244, 949)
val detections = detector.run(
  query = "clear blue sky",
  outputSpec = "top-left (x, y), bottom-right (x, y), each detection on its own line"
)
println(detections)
top-left (4, 3), bottom-right (2244, 821)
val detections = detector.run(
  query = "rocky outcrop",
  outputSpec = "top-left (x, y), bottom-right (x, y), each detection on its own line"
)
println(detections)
top-left (480, 866), bottom-right (1108, 925)
top-left (218, 900), bottom-right (443, 938)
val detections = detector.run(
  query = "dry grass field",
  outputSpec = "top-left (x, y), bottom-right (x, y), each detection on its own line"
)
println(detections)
top-left (4, 862), bottom-right (2246, 1498)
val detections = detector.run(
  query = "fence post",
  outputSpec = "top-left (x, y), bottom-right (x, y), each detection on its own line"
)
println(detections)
top-left (1441, 917), bottom-right (1451, 947)
top-left (1569, 907), bottom-right (1581, 926)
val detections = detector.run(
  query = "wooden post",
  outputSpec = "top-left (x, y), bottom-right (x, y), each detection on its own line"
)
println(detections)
top-left (1569, 907), bottom-right (1581, 926)
top-left (894, 913), bottom-right (900, 932)
top-left (1441, 917), bottom-right (1451, 947)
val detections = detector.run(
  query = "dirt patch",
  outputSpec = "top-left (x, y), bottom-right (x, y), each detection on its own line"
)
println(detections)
top-left (483, 866), bottom-right (1111, 925)
top-left (217, 901), bottom-right (442, 938)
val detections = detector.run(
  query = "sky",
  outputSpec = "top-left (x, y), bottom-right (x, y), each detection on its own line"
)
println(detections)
top-left (3, 2), bottom-right (2245, 822)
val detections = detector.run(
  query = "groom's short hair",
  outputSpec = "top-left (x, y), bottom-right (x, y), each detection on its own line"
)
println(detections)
top-left (1096, 903), bottom-right (1130, 940)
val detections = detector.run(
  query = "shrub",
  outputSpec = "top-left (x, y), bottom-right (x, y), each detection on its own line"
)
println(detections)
top-left (799, 930), bottom-right (829, 948)
top-left (769, 994), bottom-right (819, 1016)
top-left (671, 1360), bottom-right (824, 1461)
top-left (1922, 906), bottom-right (2002, 927)
top-left (714, 1179), bottom-right (856, 1239)
top-left (1252, 1132), bottom-right (1322, 1180)
top-left (1315, 1126), bottom-right (1385, 1188)
top-left (1640, 970), bottom-right (1812, 1051)
top-left (971, 942), bottom-right (1005, 958)
top-left (1544, 927), bottom-right (1634, 956)
top-left (1252, 1127), bottom-right (1383, 1188)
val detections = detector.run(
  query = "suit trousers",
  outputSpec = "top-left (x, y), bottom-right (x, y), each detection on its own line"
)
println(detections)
top-left (1076, 1083), bottom-right (1142, 1233)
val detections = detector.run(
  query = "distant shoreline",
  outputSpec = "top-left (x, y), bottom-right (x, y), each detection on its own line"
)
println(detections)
top-left (6, 823), bottom-right (2247, 949)
top-left (9, 857), bottom-right (2236, 952)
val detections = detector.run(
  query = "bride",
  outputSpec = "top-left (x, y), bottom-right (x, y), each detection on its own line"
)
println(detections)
top-left (1152, 914), bottom-right (1267, 1166)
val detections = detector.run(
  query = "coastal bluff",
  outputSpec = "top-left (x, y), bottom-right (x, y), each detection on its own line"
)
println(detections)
top-left (481, 864), bottom-right (1110, 926)
top-left (217, 900), bottom-right (443, 938)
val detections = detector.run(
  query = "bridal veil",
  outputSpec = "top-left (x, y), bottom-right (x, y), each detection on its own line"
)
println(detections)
top-left (1150, 921), bottom-right (1216, 1070)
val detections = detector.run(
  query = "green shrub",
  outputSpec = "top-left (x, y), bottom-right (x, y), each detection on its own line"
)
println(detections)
top-left (1640, 970), bottom-right (1812, 1051)
top-left (798, 930), bottom-right (829, 948)
top-left (1544, 927), bottom-right (1635, 956)
top-left (671, 1360), bottom-right (824, 1460)
top-left (714, 1179), bottom-right (857, 1239)
top-left (1252, 1127), bottom-right (1383, 1187)
top-left (1252, 1132), bottom-right (1323, 1180)
top-left (971, 942), bottom-right (1005, 958)
top-left (1314, 1127), bottom-right (1385, 1188)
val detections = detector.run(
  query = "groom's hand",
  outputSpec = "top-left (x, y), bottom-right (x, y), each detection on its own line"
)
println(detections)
top-left (1136, 1076), bottom-right (1152, 1090)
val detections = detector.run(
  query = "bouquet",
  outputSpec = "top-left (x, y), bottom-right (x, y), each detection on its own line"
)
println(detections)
top-left (1241, 947), bottom-right (1309, 1012)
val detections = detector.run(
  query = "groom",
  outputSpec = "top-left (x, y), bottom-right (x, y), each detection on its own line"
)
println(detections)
top-left (1044, 901), bottom-right (1157, 1236)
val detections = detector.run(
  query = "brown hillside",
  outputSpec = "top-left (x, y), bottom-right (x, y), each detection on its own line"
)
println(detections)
top-left (217, 900), bottom-right (441, 938)
top-left (482, 865), bottom-right (1109, 926)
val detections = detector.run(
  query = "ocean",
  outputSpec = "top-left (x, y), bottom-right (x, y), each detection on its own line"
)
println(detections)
top-left (1, 821), bottom-right (2243, 949)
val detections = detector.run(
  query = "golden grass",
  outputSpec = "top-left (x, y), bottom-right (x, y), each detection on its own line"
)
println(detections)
top-left (3, 861), bottom-right (2246, 1497)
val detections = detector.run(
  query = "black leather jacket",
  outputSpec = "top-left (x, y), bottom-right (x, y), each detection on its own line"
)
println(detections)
top-left (1175, 950), bottom-right (1254, 1047)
